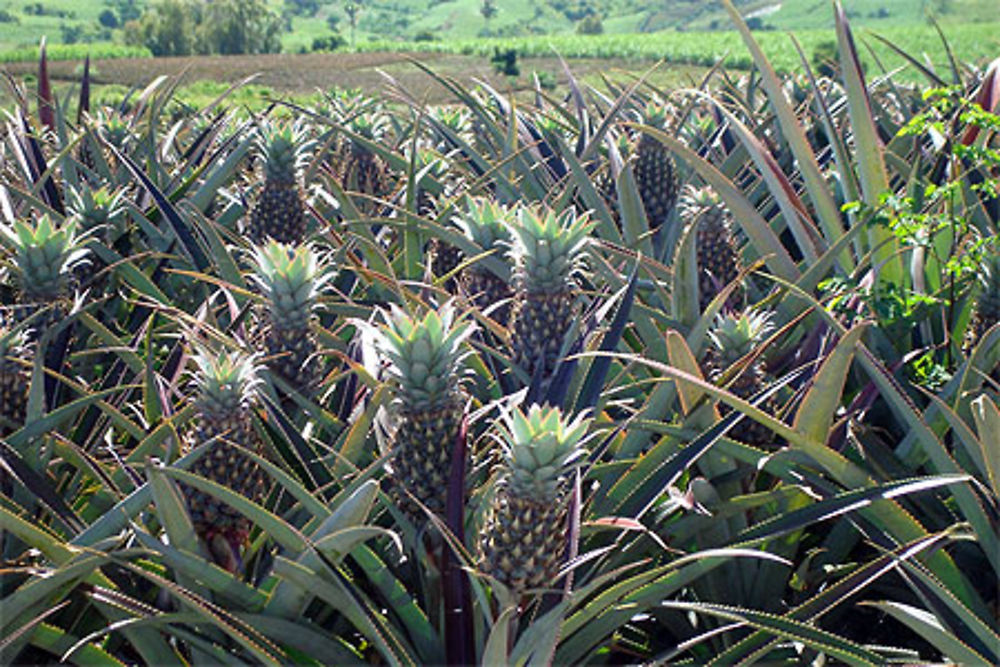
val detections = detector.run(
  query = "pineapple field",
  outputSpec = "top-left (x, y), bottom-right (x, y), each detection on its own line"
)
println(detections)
top-left (2, 0), bottom-right (999, 664)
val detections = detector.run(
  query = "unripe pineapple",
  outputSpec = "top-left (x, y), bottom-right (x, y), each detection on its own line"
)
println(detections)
top-left (634, 102), bottom-right (679, 231)
top-left (0, 214), bottom-right (90, 338)
top-left (249, 120), bottom-right (315, 245)
top-left (375, 305), bottom-right (474, 519)
top-left (481, 404), bottom-right (592, 594)
top-left (343, 112), bottom-right (391, 208)
top-left (0, 322), bottom-right (30, 436)
top-left (703, 309), bottom-right (777, 448)
top-left (182, 348), bottom-right (269, 571)
top-left (250, 241), bottom-right (334, 391)
top-left (455, 196), bottom-right (514, 325)
top-left (679, 185), bottom-right (743, 312)
top-left (508, 206), bottom-right (594, 384)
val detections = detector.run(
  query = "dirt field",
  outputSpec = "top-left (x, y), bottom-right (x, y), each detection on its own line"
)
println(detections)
top-left (3, 51), bottom-right (706, 107)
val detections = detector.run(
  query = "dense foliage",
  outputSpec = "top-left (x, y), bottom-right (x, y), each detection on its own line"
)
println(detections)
top-left (1, 1), bottom-right (998, 665)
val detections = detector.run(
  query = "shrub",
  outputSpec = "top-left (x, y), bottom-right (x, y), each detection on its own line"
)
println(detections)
top-left (490, 47), bottom-right (519, 77)
top-left (311, 33), bottom-right (346, 52)
top-left (99, 8), bottom-right (119, 28)
top-left (576, 15), bottom-right (603, 35)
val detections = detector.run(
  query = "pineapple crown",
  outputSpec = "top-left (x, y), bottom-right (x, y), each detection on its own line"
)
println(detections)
top-left (255, 119), bottom-right (315, 184)
top-left (250, 241), bottom-right (335, 328)
top-left (190, 346), bottom-right (261, 419)
top-left (498, 404), bottom-right (592, 503)
top-left (681, 184), bottom-right (722, 211)
top-left (640, 100), bottom-right (673, 130)
top-left (93, 108), bottom-right (131, 150)
top-left (454, 196), bottom-right (513, 252)
top-left (431, 106), bottom-right (471, 134)
top-left (66, 184), bottom-right (127, 235)
top-left (509, 205), bottom-right (594, 294)
top-left (350, 112), bottom-right (389, 139)
top-left (0, 214), bottom-right (90, 301)
top-left (375, 303), bottom-right (474, 412)
top-left (708, 308), bottom-right (774, 366)
top-left (680, 184), bottom-right (729, 230)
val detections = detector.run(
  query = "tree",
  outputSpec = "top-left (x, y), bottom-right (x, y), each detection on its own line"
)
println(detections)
top-left (197, 0), bottom-right (283, 55)
top-left (126, 0), bottom-right (199, 56)
top-left (126, 0), bottom-right (281, 56)
top-left (481, 0), bottom-right (497, 26)
top-left (98, 9), bottom-right (119, 28)
top-left (344, 2), bottom-right (360, 47)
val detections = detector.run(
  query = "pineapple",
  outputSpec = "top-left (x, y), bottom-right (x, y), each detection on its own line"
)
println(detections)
top-left (679, 185), bottom-right (743, 312)
top-left (703, 309), bottom-right (777, 448)
top-left (508, 206), bottom-right (594, 384)
top-left (250, 241), bottom-right (334, 391)
top-left (343, 112), bottom-right (391, 209)
top-left (375, 305), bottom-right (474, 519)
top-left (0, 214), bottom-right (90, 338)
top-left (455, 196), bottom-right (514, 325)
top-left (248, 120), bottom-right (315, 245)
top-left (481, 404), bottom-right (592, 594)
top-left (634, 102), bottom-right (679, 232)
top-left (0, 322), bottom-right (30, 436)
top-left (182, 348), bottom-right (269, 571)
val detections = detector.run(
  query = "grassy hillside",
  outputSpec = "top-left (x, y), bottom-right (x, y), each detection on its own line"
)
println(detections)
top-left (1, 0), bottom-right (997, 53)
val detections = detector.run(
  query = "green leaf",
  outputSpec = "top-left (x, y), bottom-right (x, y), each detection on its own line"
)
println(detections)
top-left (661, 601), bottom-right (883, 665)
top-left (862, 601), bottom-right (989, 665)
top-left (793, 322), bottom-right (867, 445)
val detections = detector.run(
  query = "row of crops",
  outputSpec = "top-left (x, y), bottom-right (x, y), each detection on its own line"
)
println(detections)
top-left (1, 1), bottom-right (998, 664)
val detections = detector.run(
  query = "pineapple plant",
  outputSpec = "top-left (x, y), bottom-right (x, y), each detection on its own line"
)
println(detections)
top-left (634, 102), bottom-right (679, 231)
top-left (182, 347), bottom-right (269, 571)
top-left (966, 251), bottom-right (1000, 354)
top-left (375, 304), bottom-right (474, 519)
top-left (455, 196), bottom-right (514, 325)
top-left (0, 214), bottom-right (90, 338)
top-left (250, 240), bottom-right (335, 391)
top-left (508, 206), bottom-right (594, 384)
top-left (480, 404), bottom-right (592, 594)
top-left (0, 321), bottom-right (30, 436)
top-left (248, 120), bottom-right (315, 245)
top-left (703, 309), bottom-right (778, 448)
top-left (679, 184), bottom-right (743, 312)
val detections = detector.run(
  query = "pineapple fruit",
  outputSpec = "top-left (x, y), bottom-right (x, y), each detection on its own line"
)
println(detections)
top-left (634, 102), bottom-right (679, 232)
top-left (508, 206), bottom-right (594, 384)
top-left (0, 214), bottom-right (90, 338)
top-left (250, 240), bottom-right (334, 391)
top-left (249, 120), bottom-right (314, 245)
top-left (703, 309), bottom-right (777, 448)
top-left (481, 404), bottom-right (591, 594)
top-left (375, 305), bottom-right (474, 519)
top-left (679, 185), bottom-right (743, 312)
top-left (343, 112), bottom-right (391, 209)
top-left (182, 348), bottom-right (269, 571)
top-left (455, 196), bottom-right (514, 325)
top-left (0, 322), bottom-right (30, 436)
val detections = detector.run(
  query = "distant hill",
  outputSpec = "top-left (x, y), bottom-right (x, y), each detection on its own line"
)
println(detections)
top-left (1, 0), bottom-right (996, 54)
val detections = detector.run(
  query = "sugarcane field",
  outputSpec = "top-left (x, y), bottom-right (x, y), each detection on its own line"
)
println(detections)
top-left (0, 0), bottom-right (999, 664)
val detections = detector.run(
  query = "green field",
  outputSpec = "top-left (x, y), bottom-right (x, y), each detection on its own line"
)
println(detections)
top-left (354, 21), bottom-right (1000, 74)
top-left (2, 0), bottom-right (999, 54)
